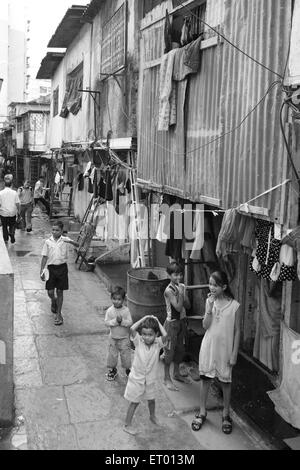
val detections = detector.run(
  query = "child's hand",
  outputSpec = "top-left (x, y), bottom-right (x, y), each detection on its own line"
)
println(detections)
top-left (229, 354), bottom-right (237, 366)
top-left (40, 272), bottom-right (45, 281)
top-left (116, 314), bottom-right (122, 324)
top-left (207, 293), bottom-right (215, 304)
top-left (178, 284), bottom-right (185, 296)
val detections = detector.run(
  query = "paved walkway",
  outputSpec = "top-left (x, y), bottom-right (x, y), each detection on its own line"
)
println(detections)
top-left (1, 212), bottom-right (267, 450)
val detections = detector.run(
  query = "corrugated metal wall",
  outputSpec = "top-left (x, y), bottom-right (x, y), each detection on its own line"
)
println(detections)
top-left (138, 0), bottom-right (292, 221)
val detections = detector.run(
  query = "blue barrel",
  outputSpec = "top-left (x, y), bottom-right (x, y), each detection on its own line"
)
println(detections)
top-left (127, 267), bottom-right (169, 323)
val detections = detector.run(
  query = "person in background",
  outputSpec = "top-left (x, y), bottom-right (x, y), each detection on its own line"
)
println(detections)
top-left (0, 174), bottom-right (20, 244)
top-left (18, 180), bottom-right (34, 232)
top-left (34, 175), bottom-right (50, 216)
top-left (104, 286), bottom-right (133, 381)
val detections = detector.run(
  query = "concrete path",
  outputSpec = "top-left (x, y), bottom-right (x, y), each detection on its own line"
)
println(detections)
top-left (1, 211), bottom-right (266, 450)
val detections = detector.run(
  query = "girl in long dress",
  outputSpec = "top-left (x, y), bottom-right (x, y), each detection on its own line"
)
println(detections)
top-left (192, 271), bottom-right (241, 434)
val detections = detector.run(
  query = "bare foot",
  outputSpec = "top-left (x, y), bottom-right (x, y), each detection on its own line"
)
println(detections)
top-left (163, 380), bottom-right (179, 391)
top-left (123, 425), bottom-right (137, 435)
top-left (173, 374), bottom-right (191, 384)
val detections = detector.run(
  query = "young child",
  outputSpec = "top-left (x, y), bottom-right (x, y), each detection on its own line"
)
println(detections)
top-left (40, 221), bottom-right (79, 326)
top-left (192, 271), bottom-right (241, 435)
top-left (104, 286), bottom-right (133, 381)
top-left (163, 262), bottom-right (190, 391)
top-left (124, 315), bottom-right (167, 435)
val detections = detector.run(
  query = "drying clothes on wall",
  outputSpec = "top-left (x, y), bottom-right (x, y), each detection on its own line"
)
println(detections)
top-left (98, 170), bottom-right (113, 201)
top-left (83, 161), bottom-right (92, 177)
top-left (165, 209), bottom-right (183, 260)
top-left (173, 37), bottom-right (202, 81)
top-left (282, 226), bottom-right (300, 250)
top-left (164, 9), bottom-right (173, 54)
top-left (268, 323), bottom-right (300, 429)
top-left (240, 216), bottom-right (256, 255)
top-left (158, 49), bottom-right (177, 131)
top-left (77, 173), bottom-right (84, 191)
top-left (253, 278), bottom-right (282, 372)
top-left (216, 209), bottom-right (242, 259)
top-left (183, 35), bottom-right (202, 71)
top-left (190, 209), bottom-right (205, 260)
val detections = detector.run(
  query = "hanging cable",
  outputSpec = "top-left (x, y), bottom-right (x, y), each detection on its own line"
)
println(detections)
top-left (185, 80), bottom-right (281, 155)
top-left (177, 1), bottom-right (284, 79)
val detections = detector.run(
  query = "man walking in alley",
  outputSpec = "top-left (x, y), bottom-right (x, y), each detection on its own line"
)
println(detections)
top-left (34, 175), bottom-right (50, 216)
top-left (0, 174), bottom-right (20, 244)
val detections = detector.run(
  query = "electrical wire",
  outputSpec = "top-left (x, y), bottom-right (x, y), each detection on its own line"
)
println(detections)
top-left (177, 1), bottom-right (284, 79)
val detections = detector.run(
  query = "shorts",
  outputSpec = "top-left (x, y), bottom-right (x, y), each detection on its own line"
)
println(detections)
top-left (163, 319), bottom-right (185, 365)
top-left (124, 376), bottom-right (157, 403)
top-left (200, 375), bottom-right (231, 384)
top-left (107, 337), bottom-right (131, 370)
top-left (46, 263), bottom-right (69, 291)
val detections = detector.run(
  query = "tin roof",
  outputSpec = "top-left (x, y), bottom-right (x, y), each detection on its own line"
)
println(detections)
top-left (47, 5), bottom-right (87, 48)
top-left (36, 52), bottom-right (65, 79)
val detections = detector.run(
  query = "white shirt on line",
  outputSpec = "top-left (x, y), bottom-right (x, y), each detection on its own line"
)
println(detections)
top-left (41, 235), bottom-right (73, 265)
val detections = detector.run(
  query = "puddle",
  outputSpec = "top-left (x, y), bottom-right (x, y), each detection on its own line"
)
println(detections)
top-left (15, 251), bottom-right (37, 257)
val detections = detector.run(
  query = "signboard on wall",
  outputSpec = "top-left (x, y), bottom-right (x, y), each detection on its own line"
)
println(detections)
top-left (101, 3), bottom-right (126, 76)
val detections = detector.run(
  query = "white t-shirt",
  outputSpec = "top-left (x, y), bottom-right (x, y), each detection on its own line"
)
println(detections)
top-left (41, 235), bottom-right (73, 265)
top-left (34, 180), bottom-right (44, 199)
top-left (0, 188), bottom-right (20, 217)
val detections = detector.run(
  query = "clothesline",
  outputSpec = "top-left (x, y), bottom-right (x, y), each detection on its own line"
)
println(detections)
top-left (171, 179), bottom-right (291, 217)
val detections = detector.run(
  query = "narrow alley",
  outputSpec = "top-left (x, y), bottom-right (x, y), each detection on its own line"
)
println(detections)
top-left (1, 212), bottom-right (266, 451)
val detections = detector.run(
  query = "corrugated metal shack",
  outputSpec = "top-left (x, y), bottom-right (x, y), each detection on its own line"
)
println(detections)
top-left (137, 0), bottom-right (300, 441)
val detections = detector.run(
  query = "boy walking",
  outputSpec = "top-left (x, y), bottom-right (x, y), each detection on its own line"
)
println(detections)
top-left (105, 286), bottom-right (133, 381)
top-left (18, 180), bottom-right (34, 232)
top-left (40, 220), bottom-right (78, 325)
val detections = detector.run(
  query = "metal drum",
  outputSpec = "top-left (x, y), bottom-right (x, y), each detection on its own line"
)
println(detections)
top-left (127, 267), bottom-right (169, 323)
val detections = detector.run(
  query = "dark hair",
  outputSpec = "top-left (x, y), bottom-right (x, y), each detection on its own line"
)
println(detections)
top-left (53, 221), bottom-right (64, 231)
top-left (166, 262), bottom-right (184, 275)
top-left (140, 317), bottom-right (159, 335)
top-left (39, 175), bottom-right (44, 179)
top-left (111, 286), bottom-right (126, 300)
top-left (210, 271), bottom-right (234, 299)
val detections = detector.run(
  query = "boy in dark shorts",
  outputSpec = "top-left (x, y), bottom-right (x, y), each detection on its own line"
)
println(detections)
top-left (163, 262), bottom-right (191, 391)
top-left (40, 221), bottom-right (78, 325)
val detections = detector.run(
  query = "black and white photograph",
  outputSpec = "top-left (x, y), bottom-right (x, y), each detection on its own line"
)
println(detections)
top-left (0, 0), bottom-right (300, 454)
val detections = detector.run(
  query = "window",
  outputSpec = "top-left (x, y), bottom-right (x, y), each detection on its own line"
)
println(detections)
top-left (60, 63), bottom-right (83, 118)
top-left (101, 3), bottom-right (126, 76)
top-left (30, 113), bottom-right (44, 131)
top-left (17, 119), bottom-right (23, 133)
top-left (53, 86), bottom-right (59, 117)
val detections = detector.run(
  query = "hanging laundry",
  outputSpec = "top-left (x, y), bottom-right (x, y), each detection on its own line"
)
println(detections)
top-left (83, 161), bottom-right (92, 177)
top-left (253, 278), bottom-right (282, 372)
top-left (164, 9), bottom-right (173, 54)
top-left (277, 244), bottom-right (297, 282)
top-left (216, 209), bottom-right (241, 259)
top-left (190, 210), bottom-right (204, 260)
top-left (55, 171), bottom-right (60, 185)
top-left (268, 323), bottom-right (300, 429)
top-left (165, 209), bottom-right (183, 261)
top-left (173, 37), bottom-right (202, 82)
top-left (250, 220), bottom-right (281, 280)
top-left (240, 216), bottom-right (256, 255)
top-left (77, 173), bottom-right (84, 191)
top-left (97, 170), bottom-right (113, 201)
top-left (180, 16), bottom-right (192, 46)
top-left (158, 50), bottom-right (177, 131)
top-left (281, 226), bottom-right (300, 251)
top-left (183, 35), bottom-right (202, 72)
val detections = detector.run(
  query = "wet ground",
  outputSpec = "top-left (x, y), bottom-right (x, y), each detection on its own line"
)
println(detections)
top-left (0, 208), bottom-right (269, 450)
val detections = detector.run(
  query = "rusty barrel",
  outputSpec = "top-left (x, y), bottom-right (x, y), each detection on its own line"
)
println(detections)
top-left (127, 267), bottom-right (169, 323)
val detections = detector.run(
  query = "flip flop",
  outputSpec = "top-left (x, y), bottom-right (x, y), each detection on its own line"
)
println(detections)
top-left (54, 315), bottom-right (63, 325)
top-left (164, 381), bottom-right (179, 391)
top-left (222, 415), bottom-right (233, 434)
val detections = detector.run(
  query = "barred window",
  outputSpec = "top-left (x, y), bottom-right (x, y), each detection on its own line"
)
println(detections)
top-left (101, 3), bottom-right (126, 76)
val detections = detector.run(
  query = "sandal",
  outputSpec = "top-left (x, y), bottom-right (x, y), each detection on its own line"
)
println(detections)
top-left (191, 412), bottom-right (207, 431)
top-left (54, 315), bottom-right (63, 326)
top-left (222, 415), bottom-right (233, 434)
top-left (106, 369), bottom-right (117, 381)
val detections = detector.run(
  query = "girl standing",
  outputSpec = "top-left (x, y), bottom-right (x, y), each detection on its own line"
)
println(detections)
top-left (192, 271), bottom-right (241, 434)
